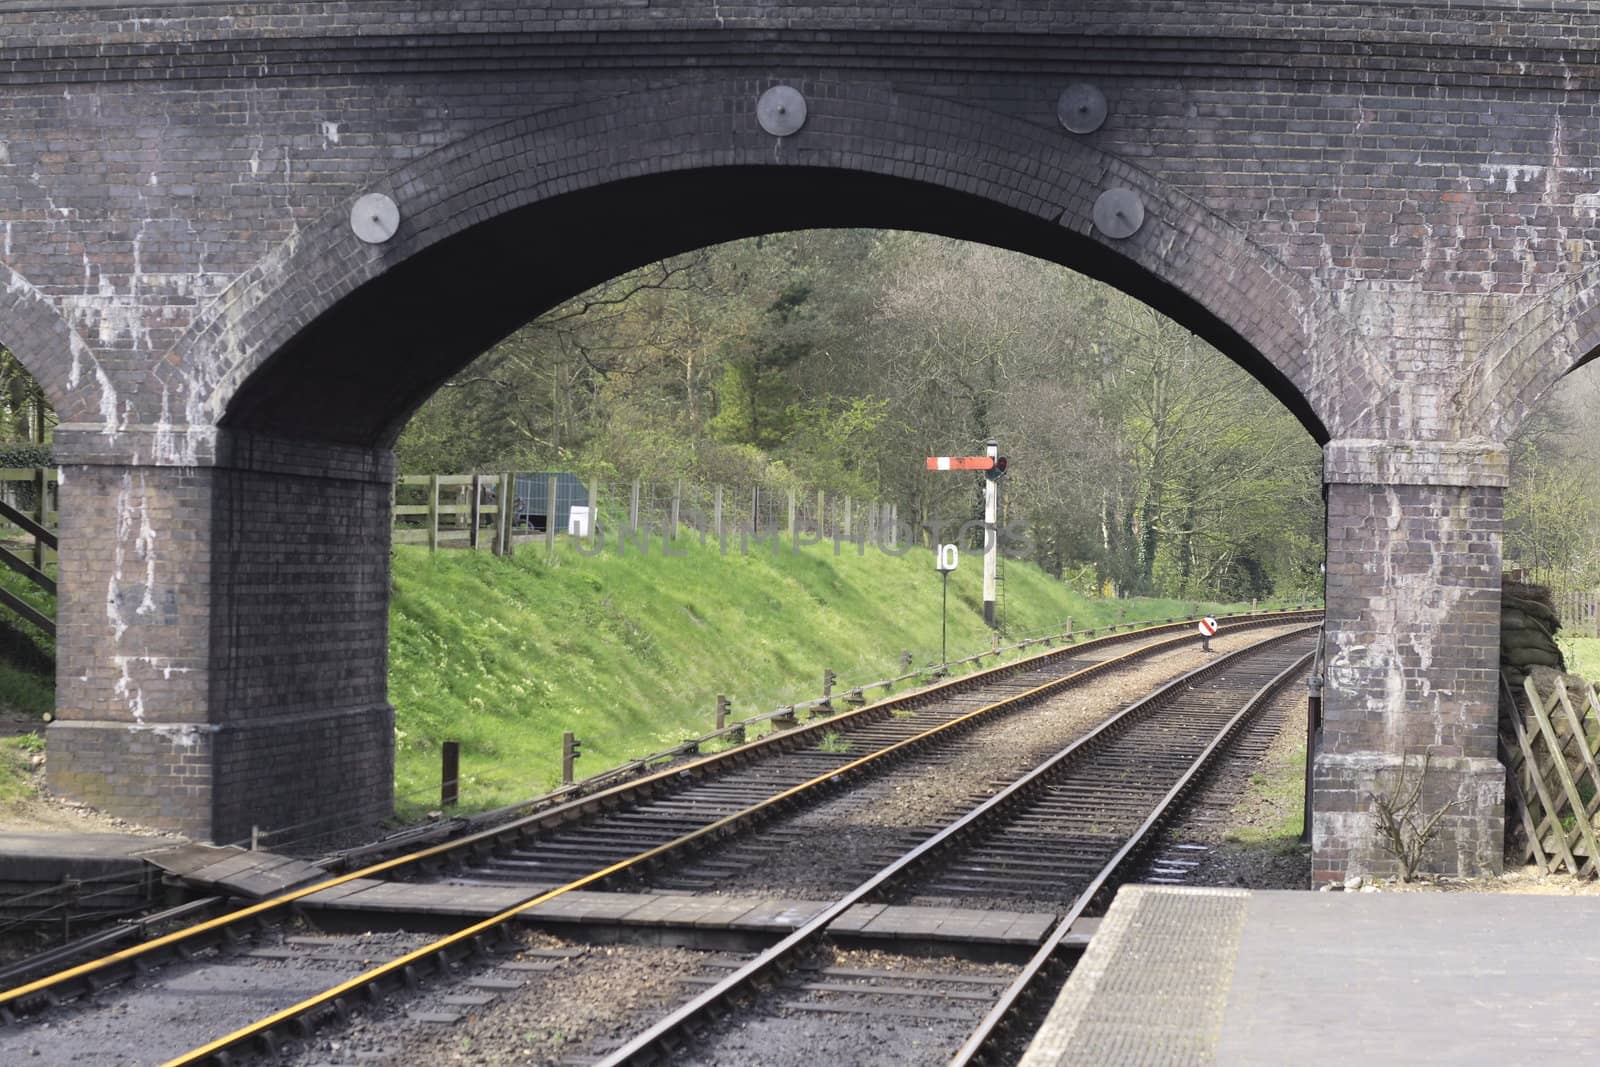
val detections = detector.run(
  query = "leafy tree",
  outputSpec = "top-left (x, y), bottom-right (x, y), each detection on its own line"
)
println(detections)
top-left (0, 348), bottom-right (52, 445)
top-left (395, 229), bottom-right (1329, 601)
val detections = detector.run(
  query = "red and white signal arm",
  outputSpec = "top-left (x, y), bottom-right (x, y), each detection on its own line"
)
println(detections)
top-left (926, 455), bottom-right (995, 471)
top-left (1197, 617), bottom-right (1219, 638)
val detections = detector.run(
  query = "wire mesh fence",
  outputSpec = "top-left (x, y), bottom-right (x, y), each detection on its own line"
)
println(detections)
top-left (392, 471), bottom-right (906, 555)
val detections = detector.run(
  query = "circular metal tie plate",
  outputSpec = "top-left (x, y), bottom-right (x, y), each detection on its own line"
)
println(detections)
top-left (1093, 188), bottom-right (1145, 239)
top-left (1057, 84), bottom-right (1107, 134)
top-left (757, 85), bottom-right (807, 136)
top-left (350, 193), bottom-right (399, 244)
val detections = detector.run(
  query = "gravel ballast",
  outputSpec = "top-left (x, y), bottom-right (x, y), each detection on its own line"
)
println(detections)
top-left (660, 624), bottom-right (1315, 900)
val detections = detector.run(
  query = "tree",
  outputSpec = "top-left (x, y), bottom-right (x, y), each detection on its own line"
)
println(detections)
top-left (394, 228), bottom-right (1329, 601)
top-left (0, 348), bottom-right (52, 445)
top-left (1505, 363), bottom-right (1600, 589)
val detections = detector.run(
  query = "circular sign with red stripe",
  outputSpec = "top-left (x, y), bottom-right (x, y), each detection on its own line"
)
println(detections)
top-left (1197, 616), bottom-right (1219, 637)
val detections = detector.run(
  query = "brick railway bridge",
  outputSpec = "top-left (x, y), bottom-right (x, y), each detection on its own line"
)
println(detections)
top-left (2, 1), bottom-right (1593, 880)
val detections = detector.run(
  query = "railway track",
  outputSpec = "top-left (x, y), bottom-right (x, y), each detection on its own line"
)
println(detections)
top-left (0, 611), bottom-right (1308, 992)
top-left (594, 627), bottom-right (1316, 1066)
top-left (0, 611), bottom-right (1316, 1064)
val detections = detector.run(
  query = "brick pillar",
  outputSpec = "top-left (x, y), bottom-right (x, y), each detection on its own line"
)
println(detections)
top-left (47, 428), bottom-right (394, 844)
top-left (1313, 439), bottom-right (1507, 882)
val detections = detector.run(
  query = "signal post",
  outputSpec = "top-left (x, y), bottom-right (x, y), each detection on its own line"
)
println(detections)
top-left (981, 439), bottom-right (999, 626)
top-left (926, 439), bottom-right (1007, 629)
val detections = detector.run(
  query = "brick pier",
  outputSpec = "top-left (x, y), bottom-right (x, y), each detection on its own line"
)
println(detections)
top-left (1, 2), bottom-right (1596, 872)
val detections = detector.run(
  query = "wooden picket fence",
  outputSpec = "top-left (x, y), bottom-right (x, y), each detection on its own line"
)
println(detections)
top-left (1501, 673), bottom-right (1600, 876)
top-left (1554, 588), bottom-right (1600, 638)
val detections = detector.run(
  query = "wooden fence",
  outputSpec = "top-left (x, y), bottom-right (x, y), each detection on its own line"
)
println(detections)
top-left (392, 472), bottom-right (903, 554)
top-left (393, 473), bottom-right (517, 554)
top-left (1502, 673), bottom-right (1600, 876)
top-left (0, 468), bottom-right (56, 635)
top-left (1554, 588), bottom-right (1600, 639)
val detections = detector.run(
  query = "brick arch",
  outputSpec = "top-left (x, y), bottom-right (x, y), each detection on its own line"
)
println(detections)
top-left (160, 79), bottom-right (1328, 445)
top-left (0, 259), bottom-right (101, 421)
top-left (1481, 265), bottom-right (1600, 437)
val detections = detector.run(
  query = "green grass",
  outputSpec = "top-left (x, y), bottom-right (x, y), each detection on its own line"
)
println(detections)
top-left (0, 563), bottom-right (55, 718)
top-left (816, 731), bottom-right (851, 755)
top-left (0, 734), bottom-right (42, 808)
top-left (389, 535), bottom-right (1294, 817)
top-left (1559, 637), bottom-right (1600, 682)
top-left (1223, 743), bottom-right (1307, 850)
top-left (0, 662), bottom-right (52, 717)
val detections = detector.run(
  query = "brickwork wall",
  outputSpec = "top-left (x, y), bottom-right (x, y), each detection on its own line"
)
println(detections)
top-left (0, 4), bottom-right (1596, 442)
top-left (1322, 482), bottom-right (1503, 762)
top-left (211, 705), bottom-right (393, 847)
top-left (53, 463), bottom-right (213, 729)
top-left (9, 2), bottom-right (1589, 868)
top-left (208, 437), bottom-right (393, 723)
top-left (48, 433), bottom-right (394, 841)
top-left (46, 721), bottom-right (215, 835)
top-left (1315, 469), bottom-right (1506, 880)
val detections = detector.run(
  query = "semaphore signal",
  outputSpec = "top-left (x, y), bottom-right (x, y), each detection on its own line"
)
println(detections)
top-left (925, 439), bottom-right (1007, 628)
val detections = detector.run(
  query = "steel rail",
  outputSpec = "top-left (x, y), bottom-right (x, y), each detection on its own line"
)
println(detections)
top-left (152, 620), bottom-right (1318, 1065)
top-left (436, 609), bottom-right (1317, 838)
top-left (593, 626), bottom-right (1318, 1066)
top-left (0, 897), bottom-right (223, 991)
top-left (947, 648), bottom-right (1316, 1065)
top-left (0, 609), bottom-right (1314, 1020)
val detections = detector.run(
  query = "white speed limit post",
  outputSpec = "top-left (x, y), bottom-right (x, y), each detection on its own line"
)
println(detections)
top-left (1197, 615), bottom-right (1219, 652)
top-left (936, 543), bottom-right (958, 666)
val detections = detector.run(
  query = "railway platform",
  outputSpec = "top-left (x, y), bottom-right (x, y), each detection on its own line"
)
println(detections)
top-left (1022, 884), bottom-right (1599, 1065)
top-left (0, 832), bottom-right (169, 924)
top-left (0, 831), bottom-right (159, 885)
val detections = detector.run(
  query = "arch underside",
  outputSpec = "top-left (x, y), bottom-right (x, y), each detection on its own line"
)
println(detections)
top-left (220, 171), bottom-right (1327, 447)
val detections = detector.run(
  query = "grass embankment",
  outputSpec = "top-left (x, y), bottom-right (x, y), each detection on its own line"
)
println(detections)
top-left (390, 536), bottom-right (1293, 818)
top-left (0, 565), bottom-right (55, 719)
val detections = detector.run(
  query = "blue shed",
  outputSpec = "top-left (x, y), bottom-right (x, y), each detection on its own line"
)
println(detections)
top-left (512, 472), bottom-right (590, 532)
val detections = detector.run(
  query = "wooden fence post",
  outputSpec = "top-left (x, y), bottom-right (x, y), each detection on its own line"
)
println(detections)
top-left (713, 485), bottom-right (724, 548)
top-left (843, 496), bottom-right (852, 540)
top-left (546, 473), bottom-right (558, 554)
top-left (498, 472), bottom-right (514, 556)
top-left (441, 741), bottom-right (460, 807)
top-left (469, 474), bottom-right (482, 551)
top-left (630, 478), bottom-right (641, 533)
top-left (817, 488), bottom-right (826, 537)
top-left (589, 479), bottom-right (602, 545)
top-left (716, 694), bottom-right (744, 743)
top-left (787, 488), bottom-right (797, 539)
top-left (427, 474), bottom-right (441, 552)
top-left (32, 467), bottom-right (45, 571)
top-left (671, 478), bottom-right (682, 539)
top-left (562, 731), bottom-right (581, 786)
